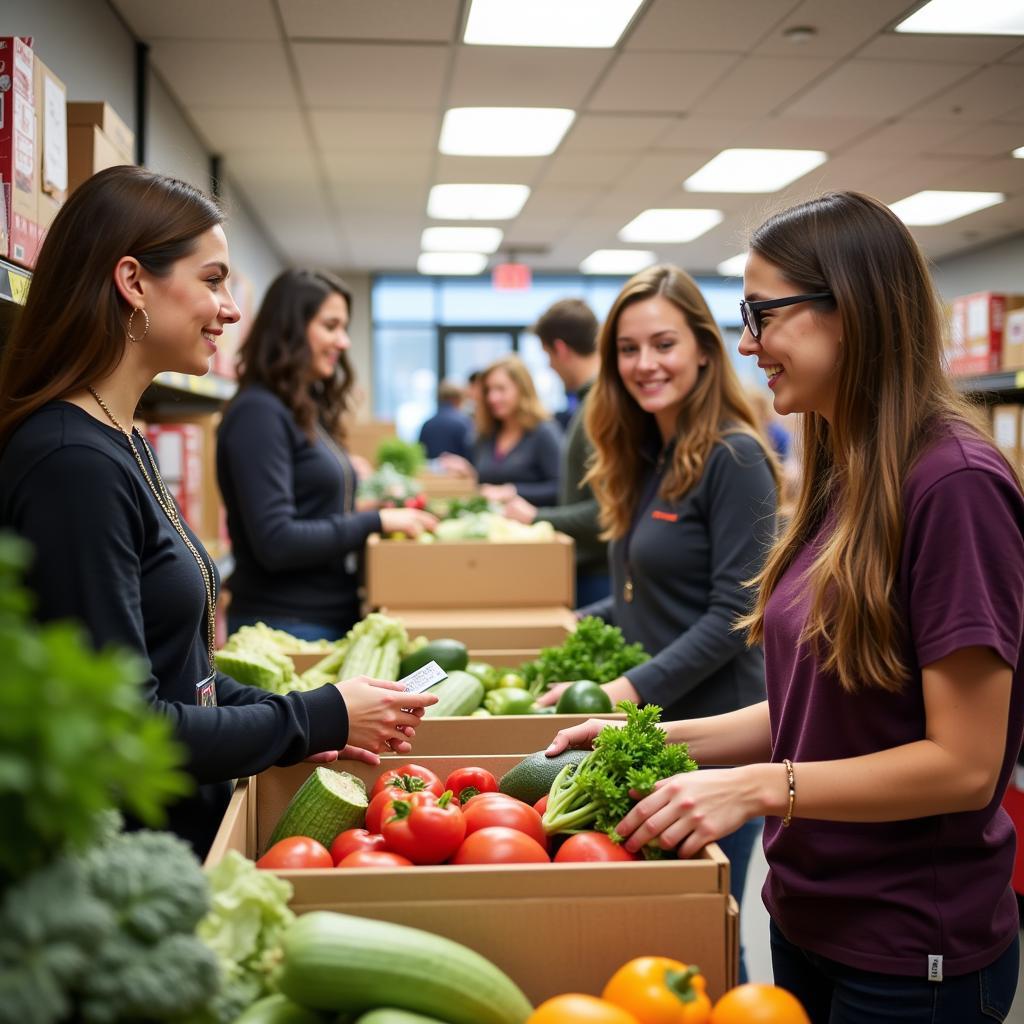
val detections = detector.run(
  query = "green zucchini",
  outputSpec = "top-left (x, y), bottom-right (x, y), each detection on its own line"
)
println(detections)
top-left (233, 993), bottom-right (326, 1024)
top-left (421, 670), bottom-right (485, 717)
top-left (354, 1012), bottom-right (448, 1024)
top-left (277, 911), bottom-right (533, 1024)
top-left (266, 767), bottom-right (368, 852)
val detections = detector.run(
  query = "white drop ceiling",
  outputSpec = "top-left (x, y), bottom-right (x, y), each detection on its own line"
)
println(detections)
top-left (108, 0), bottom-right (1024, 274)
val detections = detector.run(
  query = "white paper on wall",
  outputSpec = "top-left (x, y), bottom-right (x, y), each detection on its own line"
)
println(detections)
top-left (43, 74), bottom-right (67, 193)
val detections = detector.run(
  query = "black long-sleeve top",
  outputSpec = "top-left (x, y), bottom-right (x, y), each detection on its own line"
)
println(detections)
top-left (0, 401), bottom-right (349, 857)
top-left (217, 385), bottom-right (381, 627)
top-left (473, 420), bottom-right (562, 506)
top-left (580, 432), bottom-right (777, 721)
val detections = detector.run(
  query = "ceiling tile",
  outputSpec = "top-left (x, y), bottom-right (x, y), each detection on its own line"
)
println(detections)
top-left (782, 60), bottom-right (974, 120)
top-left (433, 155), bottom-right (546, 184)
top-left (588, 52), bottom-right (738, 113)
top-left (1002, 44), bottom-right (1024, 65)
top-left (227, 147), bottom-right (319, 191)
top-left (110, 0), bottom-right (278, 40)
top-left (855, 33), bottom-right (1020, 64)
top-left (448, 47), bottom-right (609, 108)
top-left (614, 151), bottom-right (716, 192)
top-left (559, 114), bottom-right (676, 154)
top-left (906, 65), bottom-right (1024, 122)
top-left (190, 108), bottom-right (308, 153)
top-left (279, 0), bottom-right (460, 42)
top-left (689, 56), bottom-right (833, 117)
top-left (852, 156), bottom-right (986, 202)
top-left (323, 153), bottom-right (433, 187)
top-left (737, 116), bottom-right (877, 151)
top-left (927, 157), bottom-right (1024, 194)
top-left (654, 116), bottom-right (754, 150)
top-left (292, 42), bottom-right (448, 108)
top-left (331, 181), bottom-right (427, 214)
top-left (625, 0), bottom-right (791, 52)
top-left (149, 41), bottom-right (297, 107)
top-left (930, 123), bottom-right (1024, 158)
top-left (309, 110), bottom-right (439, 153)
top-left (540, 152), bottom-right (635, 187)
top-left (842, 119), bottom-right (968, 157)
top-left (997, 103), bottom-right (1024, 124)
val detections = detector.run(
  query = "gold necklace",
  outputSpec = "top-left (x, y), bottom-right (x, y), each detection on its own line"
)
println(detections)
top-left (88, 387), bottom-right (217, 671)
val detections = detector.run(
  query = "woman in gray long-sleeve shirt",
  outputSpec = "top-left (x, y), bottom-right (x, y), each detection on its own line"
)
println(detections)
top-left (540, 264), bottom-right (778, 977)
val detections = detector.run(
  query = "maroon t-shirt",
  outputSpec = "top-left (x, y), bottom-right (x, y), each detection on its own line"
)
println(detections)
top-left (762, 428), bottom-right (1024, 977)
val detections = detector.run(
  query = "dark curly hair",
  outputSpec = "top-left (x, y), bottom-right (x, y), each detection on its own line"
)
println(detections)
top-left (235, 269), bottom-right (354, 441)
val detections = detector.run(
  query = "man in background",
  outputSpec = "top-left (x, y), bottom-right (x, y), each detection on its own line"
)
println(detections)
top-left (503, 298), bottom-right (609, 605)
top-left (418, 379), bottom-right (474, 460)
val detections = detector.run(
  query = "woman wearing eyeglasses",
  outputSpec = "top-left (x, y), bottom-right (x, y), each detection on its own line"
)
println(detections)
top-left (548, 193), bottom-right (1023, 1022)
top-left (537, 264), bottom-right (779, 979)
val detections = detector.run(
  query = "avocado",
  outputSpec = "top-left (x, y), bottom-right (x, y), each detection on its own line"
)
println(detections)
top-left (399, 638), bottom-right (469, 676)
top-left (499, 748), bottom-right (592, 805)
top-left (555, 680), bottom-right (614, 715)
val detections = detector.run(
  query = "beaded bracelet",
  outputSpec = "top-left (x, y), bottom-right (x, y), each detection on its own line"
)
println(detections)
top-left (782, 758), bottom-right (796, 827)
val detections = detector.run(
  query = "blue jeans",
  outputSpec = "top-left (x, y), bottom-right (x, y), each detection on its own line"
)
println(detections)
top-left (770, 919), bottom-right (1019, 1023)
top-left (227, 612), bottom-right (348, 643)
top-left (576, 571), bottom-right (611, 607)
top-left (716, 817), bottom-right (762, 984)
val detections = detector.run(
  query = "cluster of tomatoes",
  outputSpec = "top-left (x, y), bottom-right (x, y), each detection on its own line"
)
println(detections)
top-left (258, 763), bottom-right (643, 870)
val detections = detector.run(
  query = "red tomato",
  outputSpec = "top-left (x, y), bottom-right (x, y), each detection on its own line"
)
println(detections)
top-left (462, 793), bottom-right (547, 847)
top-left (382, 792), bottom-right (467, 865)
top-left (371, 764), bottom-right (444, 800)
top-left (256, 836), bottom-right (333, 870)
top-left (533, 794), bottom-right (548, 815)
top-left (452, 826), bottom-right (550, 865)
top-left (554, 832), bottom-right (640, 863)
top-left (367, 788), bottom-right (437, 833)
top-left (329, 828), bottom-right (388, 866)
top-left (338, 850), bottom-right (414, 868)
top-left (445, 767), bottom-right (499, 804)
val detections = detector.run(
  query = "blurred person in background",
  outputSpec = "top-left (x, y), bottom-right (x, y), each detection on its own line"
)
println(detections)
top-left (502, 298), bottom-right (609, 604)
top-left (418, 378), bottom-right (474, 460)
top-left (218, 269), bottom-right (435, 642)
top-left (441, 354), bottom-right (561, 507)
top-left (463, 369), bottom-right (483, 418)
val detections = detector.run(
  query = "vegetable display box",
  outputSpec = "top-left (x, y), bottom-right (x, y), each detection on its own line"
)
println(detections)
top-left (206, 758), bottom-right (738, 1004)
top-left (386, 606), bottom-right (578, 650)
top-left (416, 471), bottom-right (479, 498)
top-left (409, 712), bottom-right (625, 756)
top-left (366, 533), bottom-right (575, 609)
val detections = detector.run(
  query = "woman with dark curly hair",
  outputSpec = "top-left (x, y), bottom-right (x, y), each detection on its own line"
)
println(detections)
top-left (217, 270), bottom-right (435, 641)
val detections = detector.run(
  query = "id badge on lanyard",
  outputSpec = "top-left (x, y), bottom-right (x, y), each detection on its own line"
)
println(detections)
top-left (196, 671), bottom-right (217, 707)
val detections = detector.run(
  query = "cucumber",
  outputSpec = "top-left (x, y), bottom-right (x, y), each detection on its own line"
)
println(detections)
top-left (234, 994), bottom-right (326, 1024)
top-left (266, 767), bottom-right (368, 852)
top-left (421, 670), bottom-right (484, 717)
top-left (499, 749), bottom-right (592, 805)
top-left (399, 639), bottom-right (468, 677)
top-left (354, 1012), bottom-right (448, 1024)
top-left (277, 911), bottom-right (533, 1024)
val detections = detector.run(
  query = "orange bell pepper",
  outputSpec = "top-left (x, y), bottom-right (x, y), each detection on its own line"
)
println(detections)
top-left (602, 957), bottom-right (712, 1024)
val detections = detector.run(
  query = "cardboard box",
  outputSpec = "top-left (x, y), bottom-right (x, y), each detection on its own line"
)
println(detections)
top-left (417, 471), bottom-right (479, 499)
top-left (345, 419), bottom-right (397, 463)
top-left (33, 55), bottom-right (66, 232)
top-left (949, 293), bottom-right (1024, 377)
top-left (206, 758), bottom-right (739, 1002)
top-left (0, 37), bottom-right (40, 267)
top-left (409, 712), bottom-right (626, 756)
top-left (368, 534), bottom-right (575, 610)
top-left (993, 405), bottom-right (1022, 468)
top-left (1002, 308), bottom-right (1024, 373)
top-left (67, 124), bottom-right (132, 193)
top-left (386, 606), bottom-right (577, 647)
top-left (66, 101), bottom-right (134, 161)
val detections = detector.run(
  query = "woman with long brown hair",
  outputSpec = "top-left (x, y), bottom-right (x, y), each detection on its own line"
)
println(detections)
top-left (0, 167), bottom-right (436, 857)
top-left (217, 269), bottom-right (435, 640)
top-left (549, 193), bottom-right (1023, 1022)
top-left (443, 354), bottom-right (561, 506)
top-left (539, 263), bottom-right (779, 977)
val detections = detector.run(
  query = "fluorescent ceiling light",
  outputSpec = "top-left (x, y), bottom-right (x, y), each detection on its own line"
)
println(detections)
top-left (417, 252), bottom-right (489, 276)
top-left (440, 107), bottom-right (575, 156)
top-left (684, 148), bottom-right (827, 193)
top-left (580, 249), bottom-right (657, 274)
top-left (896, 0), bottom-right (1024, 35)
top-left (427, 184), bottom-right (530, 221)
top-left (717, 252), bottom-right (749, 277)
top-left (1014, 146), bottom-right (1024, 158)
top-left (888, 190), bottom-right (1006, 225)
top-left (619, 208), bottom-right (724, 243)
top-left (464, 0), bottom-right (643, 47)
top-left (421, 226), bottom-right (503, 253)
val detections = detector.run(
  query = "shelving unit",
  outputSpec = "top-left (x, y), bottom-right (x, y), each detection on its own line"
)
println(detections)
top-left (0, 257), bottom-right (32, 304)
top-left (954, 371), bottom-right (1024, 401)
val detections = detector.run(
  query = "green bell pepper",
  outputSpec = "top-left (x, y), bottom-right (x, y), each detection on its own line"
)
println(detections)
top-left (483, 687), bottom-right (536, 716)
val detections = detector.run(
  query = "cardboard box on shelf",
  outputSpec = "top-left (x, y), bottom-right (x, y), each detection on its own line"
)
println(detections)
top-left (345, 419), bottom-right (397, 463)
top-left (0, 37), bottom-right (40, 267)
top-left (67, 124), bottom-right (133, 194)
top-left (992, 405), bottom-right (1022, 469)
top-left (386, 606), bottom-right (577, 649)
top-left (66, 101), bottom-right (134, 161)
top-left (1002, 308), bottom-right (1024, 373)
top-left (368, 533), bottom-right (575, 609)
top-left (205, 758), bottom-right (738, 1003)
top-left (416, 471), bottom-right (478, 498)
top-left (33, 54), bottom-right (67, 233)
top-left (409, 712), bottom-right (626, 756)
top-left (949, 292), bottom-right (1024, 377)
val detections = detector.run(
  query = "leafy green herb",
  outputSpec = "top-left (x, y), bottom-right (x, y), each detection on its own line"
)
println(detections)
top-left (375, 438), bottom-right (426, 477)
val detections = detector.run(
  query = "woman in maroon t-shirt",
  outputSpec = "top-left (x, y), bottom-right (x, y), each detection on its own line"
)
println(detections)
top-left (547, 191), bottom-right (1023, 1023)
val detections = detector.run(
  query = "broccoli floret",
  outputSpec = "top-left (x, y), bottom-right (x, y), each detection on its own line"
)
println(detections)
top-left (82, 829), bottom-right (210, 940)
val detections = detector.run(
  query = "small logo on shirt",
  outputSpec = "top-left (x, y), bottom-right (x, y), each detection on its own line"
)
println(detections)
top-left (928, 955), bottom-right (943, 982)
top-left (651, 510), bottom-right (678, 522)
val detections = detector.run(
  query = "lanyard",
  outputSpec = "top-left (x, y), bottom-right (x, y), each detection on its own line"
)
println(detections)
top-left (622, 446), bottom-right (670, 604)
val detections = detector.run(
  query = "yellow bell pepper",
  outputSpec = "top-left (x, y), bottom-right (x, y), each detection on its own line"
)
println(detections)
top-left (602, 957), bottom-right (712, 1024)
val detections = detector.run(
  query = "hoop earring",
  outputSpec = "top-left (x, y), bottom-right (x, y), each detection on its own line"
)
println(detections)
top-left (126, 307), bottom-right (150, 343)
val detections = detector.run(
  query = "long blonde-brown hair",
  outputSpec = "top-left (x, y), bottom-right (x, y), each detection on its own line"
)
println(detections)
top-left (739, 191), bottom-right (1007, 694)
top-left (585, 264), bottom-right (778, 539)
top-left (475, 354), bottom-right (550, 438)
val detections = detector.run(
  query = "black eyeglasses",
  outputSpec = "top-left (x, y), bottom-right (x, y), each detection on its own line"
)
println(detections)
top-left (739, 292), bottom-right (833, 340)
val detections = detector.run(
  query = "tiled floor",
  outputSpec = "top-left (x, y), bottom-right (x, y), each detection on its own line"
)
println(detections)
top-left (739, 839), bottom-right (1024, 1020)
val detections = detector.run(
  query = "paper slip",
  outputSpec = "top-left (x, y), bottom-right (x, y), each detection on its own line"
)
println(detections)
top-left (399, 660), bottom-right (447, 694)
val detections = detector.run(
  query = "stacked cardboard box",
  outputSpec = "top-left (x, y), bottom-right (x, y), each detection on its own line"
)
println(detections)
top-left (948, 292), bottom-right (1024, 377)
top-left (66, 101), bottom-right (134, 193)
top-left (1002, 308), bottom-right (1024, 373)
top-left (0, 37), bottom-right (40, 265)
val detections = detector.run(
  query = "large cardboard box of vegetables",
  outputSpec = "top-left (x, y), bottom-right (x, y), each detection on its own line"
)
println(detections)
top-left (206, 749), bottom-right (739, 1004)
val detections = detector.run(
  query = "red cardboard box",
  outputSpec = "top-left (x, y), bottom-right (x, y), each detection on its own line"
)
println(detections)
top-left (0, 37), bottom-right (41, 267)
top-left (949, 293), bottom-right (1024, 377)
top-left (146, 423), bottom-right (205, 534)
